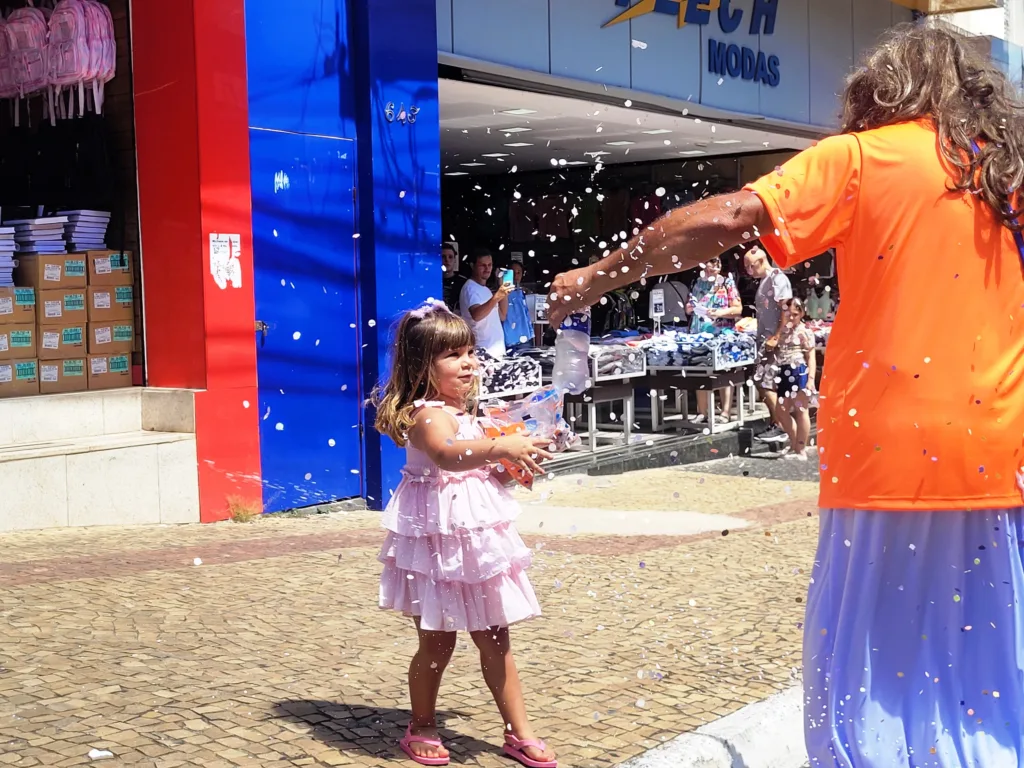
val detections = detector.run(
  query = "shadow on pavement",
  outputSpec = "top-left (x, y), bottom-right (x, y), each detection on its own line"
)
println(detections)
top-left (272, 699), bottom-right (494, 763)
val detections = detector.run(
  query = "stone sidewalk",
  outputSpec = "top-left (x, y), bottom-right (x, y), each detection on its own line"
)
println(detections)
top-left (0, 459), bottom-right (819, 767)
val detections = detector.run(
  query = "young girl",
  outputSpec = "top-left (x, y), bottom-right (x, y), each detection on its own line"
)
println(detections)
top-left (373, 301), bottom-right (558, 768)
top-left (767, 298), bottom-right (816, 460)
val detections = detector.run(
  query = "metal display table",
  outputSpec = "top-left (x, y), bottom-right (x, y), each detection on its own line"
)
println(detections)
top-left (645, 365), bottom-right (757, 434)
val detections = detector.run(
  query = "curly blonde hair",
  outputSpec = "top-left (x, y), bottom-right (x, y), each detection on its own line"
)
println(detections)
top-left (371, 304), bottom-right (476, 446)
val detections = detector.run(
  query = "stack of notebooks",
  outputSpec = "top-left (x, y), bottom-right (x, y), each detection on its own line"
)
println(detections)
top-left (5, 216), bottom-right (69, 255)
top-left (0, 226), bottom-right (14, 287)
top-left (60, 210), bottom-right (110, 251)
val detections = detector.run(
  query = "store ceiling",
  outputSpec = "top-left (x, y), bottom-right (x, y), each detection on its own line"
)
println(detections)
top-left (440, 79), bottom-right (813, 176)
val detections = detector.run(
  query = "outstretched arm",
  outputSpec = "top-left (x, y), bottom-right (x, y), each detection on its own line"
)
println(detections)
top-left (548, 191), bottom-right (770, 326)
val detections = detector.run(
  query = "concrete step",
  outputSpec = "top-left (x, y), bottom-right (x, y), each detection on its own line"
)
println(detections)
top-left (0, 387), bottom-right (195, 447)
top-left (0, 430), bottom-right (199, 532)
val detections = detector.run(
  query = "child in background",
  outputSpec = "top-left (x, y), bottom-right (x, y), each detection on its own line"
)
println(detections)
top-left (768, 298), bottom-right (816, 460)
top-left (372, 301), bottom-right (558, 768)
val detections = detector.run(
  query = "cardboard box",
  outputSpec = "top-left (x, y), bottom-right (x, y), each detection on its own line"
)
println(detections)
top-left (87, 285), bottom-right (133, 322)
top-left (87, 353), bottom-right (132, 390)
top-left (88, 321), bottom-right (133, 355)
top-left (14, 254), bottom-right (87, 289)
top-left (37, 288), bottom-right (87, 324)
top-left (0, 286), bottom-right (36, 325)
top-left (86, 250), bottom-right (133, 286)
top-left (39, 357), bottom-right (88, 394)
top-left (0, 324), bottom-right (36, 361)
top-left (38, 323), bottom-right (87, 360)
top-left (0, 359), bottom-right (39, 398)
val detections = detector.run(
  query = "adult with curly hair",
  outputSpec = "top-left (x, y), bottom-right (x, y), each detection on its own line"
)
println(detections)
top-left (547, 23), bottom-right (1024, 767)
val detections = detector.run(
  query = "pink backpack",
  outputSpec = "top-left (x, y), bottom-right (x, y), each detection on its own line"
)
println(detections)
top-left (7, 5), bottom-right (48, 97)
top-left (47, 0), bottom-right (89, 120)
top-left (83, 0), bottom-right (114, 113)
top-left (0, 19), bottom-right (18, 100)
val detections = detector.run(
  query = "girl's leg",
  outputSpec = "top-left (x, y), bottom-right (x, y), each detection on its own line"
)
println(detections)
top-left (470, 626), bottom-right (556, 763)
top-left (793, 396), bottom-right (812, 454)
top-left (408, 619), bottom-right (457, 760)
top-left (777, 396), bottom-right (797, 446)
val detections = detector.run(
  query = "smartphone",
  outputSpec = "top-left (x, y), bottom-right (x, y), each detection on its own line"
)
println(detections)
top-left (501, 269), bottom-right (515, 286)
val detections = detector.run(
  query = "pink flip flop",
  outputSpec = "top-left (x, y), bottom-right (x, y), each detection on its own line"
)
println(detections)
top-left (400, 725), bottom-right (450, 766)
top-left (503, 733), bottom-right (558, 768)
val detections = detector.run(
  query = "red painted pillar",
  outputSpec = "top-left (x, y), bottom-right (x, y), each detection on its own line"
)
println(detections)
top-left (131, 0), bottom-right (262, 522)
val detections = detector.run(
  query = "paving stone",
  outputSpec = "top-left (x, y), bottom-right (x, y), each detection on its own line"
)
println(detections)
top-left (0, 467), bottom-right (816, 767)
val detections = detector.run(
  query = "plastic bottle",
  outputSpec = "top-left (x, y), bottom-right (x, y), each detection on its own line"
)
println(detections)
top-left (551, 310), bottom-right (592, 395)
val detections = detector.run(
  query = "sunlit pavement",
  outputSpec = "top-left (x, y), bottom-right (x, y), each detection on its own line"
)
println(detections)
top-left (0, 458), bottom-right (818, 767)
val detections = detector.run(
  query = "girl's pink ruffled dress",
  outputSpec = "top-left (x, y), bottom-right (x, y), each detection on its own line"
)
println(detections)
top-left (378, 406), bottom-right (542, 632)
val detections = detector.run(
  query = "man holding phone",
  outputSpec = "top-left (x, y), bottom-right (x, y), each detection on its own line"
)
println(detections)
top-left (460, 248), bottom-right (511, 358)
top-left (502, 260), bottom-right (533, 352)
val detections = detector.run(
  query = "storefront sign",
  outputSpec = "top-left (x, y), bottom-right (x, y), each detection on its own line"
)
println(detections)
top-left (605, 0), bottom-right (781, 87)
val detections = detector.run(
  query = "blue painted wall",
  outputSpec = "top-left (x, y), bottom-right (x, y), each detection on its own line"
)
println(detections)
top-left (244, 0), bottom-right (441, 511)
top-left (438, 0), bottom-right (916, 129)
top-left (350, 0), bottom-right (443, 509)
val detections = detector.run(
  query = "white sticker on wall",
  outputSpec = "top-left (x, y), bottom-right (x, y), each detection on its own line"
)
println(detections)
top-left (210, 233), bottom-right (243, 290)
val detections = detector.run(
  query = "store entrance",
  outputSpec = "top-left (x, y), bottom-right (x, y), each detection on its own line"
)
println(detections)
top-left (438, 78), bottom-right (829, 460)
top-left (249, 131), bottom-right (363, 511)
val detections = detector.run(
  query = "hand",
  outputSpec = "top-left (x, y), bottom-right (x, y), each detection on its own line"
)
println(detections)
top-left (547, 268), bottom-right (595, 327)
top-left (498, 435), bottom-right (554, 476)
top-left (707, 309), bottom-right (722, 319)
top-left (498, 282), bottom-right (515, 297)
top-left (764, 335), bottom-right (779, 349)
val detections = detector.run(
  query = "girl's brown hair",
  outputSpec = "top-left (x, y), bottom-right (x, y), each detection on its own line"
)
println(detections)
top-left (371, 304), bottom-right (476, 446)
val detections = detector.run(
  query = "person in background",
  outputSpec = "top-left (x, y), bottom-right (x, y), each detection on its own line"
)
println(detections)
top-left (744, 246), bottom-right (793, 445)
top-left (441, 242), bottom-right (466, 312)
top-left (460, 248), bottom-right (511, 359)
top-left (685, 256), bottom-right (742, 422)
top-left (547, 24), bottom-right (1024, 767)
top-left (771, 298), bottom-right (816, 460)
top-left (502, 260), bottom-right (533, 353)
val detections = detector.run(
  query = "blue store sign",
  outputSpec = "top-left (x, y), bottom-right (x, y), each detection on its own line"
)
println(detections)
top-left (605, 0), bottom-right (781, 87)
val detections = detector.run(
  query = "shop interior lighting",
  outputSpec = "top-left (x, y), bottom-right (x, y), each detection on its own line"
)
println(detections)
top-left (678, 150), bottom-right (706, 156)
top-left (444, 171), bottom-right (469, 176)
top-left (605, 141), bottom-right (635, 146)
top-left (504, 142), bottom-right (533, 147)
top-left (641, 129), bottom-right (672, 135)
top-left (501, 108), bottom-right (538, 116)
top-left (500, 127), bottom-right (532, 133)
top-left (481, 153), bottom-right (510, 157)
top-left (712, 139), bottom-right (742, 144)
top-left (460, 162), bottom-right (486, 167)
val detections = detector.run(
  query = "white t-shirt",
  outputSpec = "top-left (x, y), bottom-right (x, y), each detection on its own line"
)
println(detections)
top-left (755, 268), bottom-right (792, 344)
top-left (460, 280), bottom-right (505, 358)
